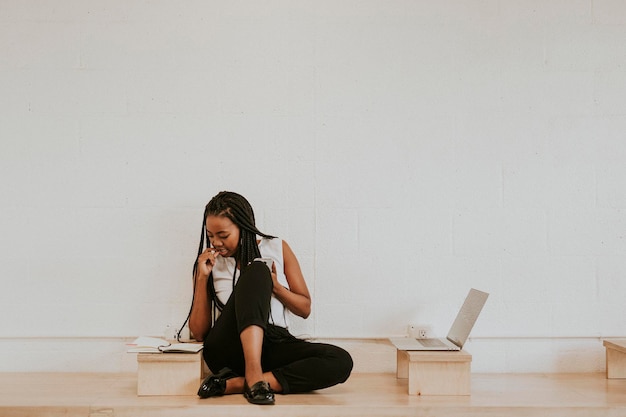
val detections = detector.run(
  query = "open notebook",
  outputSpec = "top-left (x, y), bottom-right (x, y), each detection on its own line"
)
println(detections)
top-left (127, 336), bottom-right (203, 353)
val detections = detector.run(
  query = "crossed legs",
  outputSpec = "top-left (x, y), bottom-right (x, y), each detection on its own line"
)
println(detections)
top-left (203, 261), bottom-right (279, 393)
top-left (221, 325), bottom-right (283, 394)
top-left (202, 261), bottom-right (352, 396)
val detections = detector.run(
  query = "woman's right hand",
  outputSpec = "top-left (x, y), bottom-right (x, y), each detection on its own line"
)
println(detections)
top-left (196, 248), bottom-right (220, 278)
top-left (190, 248), bottom-right (218, 341)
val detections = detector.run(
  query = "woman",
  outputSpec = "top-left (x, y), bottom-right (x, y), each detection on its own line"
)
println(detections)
top-left (189, 191), bottom-right (353, 405)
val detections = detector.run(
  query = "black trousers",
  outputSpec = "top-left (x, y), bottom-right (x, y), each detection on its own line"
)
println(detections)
top-left (203, 261), bottom-right (353, 394)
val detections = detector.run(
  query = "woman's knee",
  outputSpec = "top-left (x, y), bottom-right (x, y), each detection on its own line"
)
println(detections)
top-left (335, 347), bottom-right (354, 382)
top-left (247, 259), bottom-right (271, 275)
top-left (324, 344), bottom-right (353, 383)
top-left (238, 261), bottom-right (272, 289)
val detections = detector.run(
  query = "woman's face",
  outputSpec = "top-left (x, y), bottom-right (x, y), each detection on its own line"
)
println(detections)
top-left (205, 215), bottom-right (240, 258)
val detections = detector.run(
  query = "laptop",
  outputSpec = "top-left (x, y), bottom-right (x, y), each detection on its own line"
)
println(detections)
top-left (389, 288), bottom-right (489, 351)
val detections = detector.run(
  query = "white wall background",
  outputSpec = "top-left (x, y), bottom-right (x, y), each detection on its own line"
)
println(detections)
top-left (1, 0), bottom-right (625, 374)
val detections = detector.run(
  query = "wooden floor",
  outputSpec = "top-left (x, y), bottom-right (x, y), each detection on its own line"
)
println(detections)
top-left (1, 372), bottom-right (626, 417)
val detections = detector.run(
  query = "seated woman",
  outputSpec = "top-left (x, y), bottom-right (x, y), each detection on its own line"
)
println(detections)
top-left (189, 191), bottom-right (353, 405)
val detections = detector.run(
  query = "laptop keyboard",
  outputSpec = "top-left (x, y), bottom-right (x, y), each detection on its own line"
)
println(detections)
top-left (418, 338), bottom-right (446, 347)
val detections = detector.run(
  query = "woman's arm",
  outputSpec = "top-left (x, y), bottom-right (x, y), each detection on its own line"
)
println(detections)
top-left (271, 240), bottom-right (311, 319)
top-left (188, 249), bottom-right (216, 341)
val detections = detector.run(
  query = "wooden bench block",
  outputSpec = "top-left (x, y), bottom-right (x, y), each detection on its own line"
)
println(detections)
top-left (603, 339), bottom-right (626, 379)
top-left (396, 349), bottom-right (472, 395)
top-left (137, 351), bottom-right (204, 396)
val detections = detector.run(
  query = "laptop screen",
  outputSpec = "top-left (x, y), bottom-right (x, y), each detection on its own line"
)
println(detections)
top-left (446, 288), bottom-right (489, 348)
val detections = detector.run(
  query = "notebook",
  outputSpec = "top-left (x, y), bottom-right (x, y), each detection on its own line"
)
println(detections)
top-left (389, 288), bottom-right (489, 351)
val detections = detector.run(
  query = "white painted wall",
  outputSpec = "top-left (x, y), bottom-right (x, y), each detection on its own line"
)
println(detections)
top-left (1, 0), bottom-right (625, 373)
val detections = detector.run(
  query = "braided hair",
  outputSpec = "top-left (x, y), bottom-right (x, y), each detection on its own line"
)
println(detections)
top-left (194, 191), bottom-right (275, 313)
top-left (198, 191), bottom-right (275, 267)
top-left (179, 192), bottom-right (276, 340)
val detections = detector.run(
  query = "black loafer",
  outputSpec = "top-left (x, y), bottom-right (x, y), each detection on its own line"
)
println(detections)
top-left (243, 380), bottom-right (275, 405)
top-left (197, 367), bottom-right (237, 398)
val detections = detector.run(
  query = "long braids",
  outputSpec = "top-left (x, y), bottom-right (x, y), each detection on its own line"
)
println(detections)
top-left (180, 192), bottom-right (275, 341)
top-left (198, 192), bottom-right (275, 316)
top-left (202, 191), bottom-right (275, 268)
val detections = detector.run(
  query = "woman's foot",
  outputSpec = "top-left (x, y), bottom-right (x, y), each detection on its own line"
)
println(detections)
top-left (197, 367), bottom-right (237, 398)
top-left (243, 380), bottom-right (275, 405)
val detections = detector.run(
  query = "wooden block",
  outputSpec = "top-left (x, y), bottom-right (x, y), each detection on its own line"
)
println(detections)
top-left (603, 339), bottom-right (626, 379)
top-left (397, 350), bottom-right (408, 379)
top-left (397, 350), bottom-right (472, 396)
top-left (137, 352), bottom-right (203, 396)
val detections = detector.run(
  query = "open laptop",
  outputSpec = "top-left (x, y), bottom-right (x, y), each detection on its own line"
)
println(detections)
top-left (389, 288), bottom-right (489, 351)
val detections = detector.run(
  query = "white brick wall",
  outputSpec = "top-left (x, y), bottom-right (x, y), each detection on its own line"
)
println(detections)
top-left (1, 0), bottom-right (625, 373)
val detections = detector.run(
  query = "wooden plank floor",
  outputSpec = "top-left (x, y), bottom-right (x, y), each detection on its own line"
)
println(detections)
top-left (1, 372), bottom-right (626, 417)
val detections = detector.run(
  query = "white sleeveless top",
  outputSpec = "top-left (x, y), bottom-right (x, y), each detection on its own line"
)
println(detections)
top-left (211, 237), bottom-right (290, 328)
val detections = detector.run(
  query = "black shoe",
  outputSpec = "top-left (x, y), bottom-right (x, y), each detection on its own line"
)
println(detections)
top-left (197, 367), bottom-right (237, 398)
top-left (243, 380), bottom-right (275, 405)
